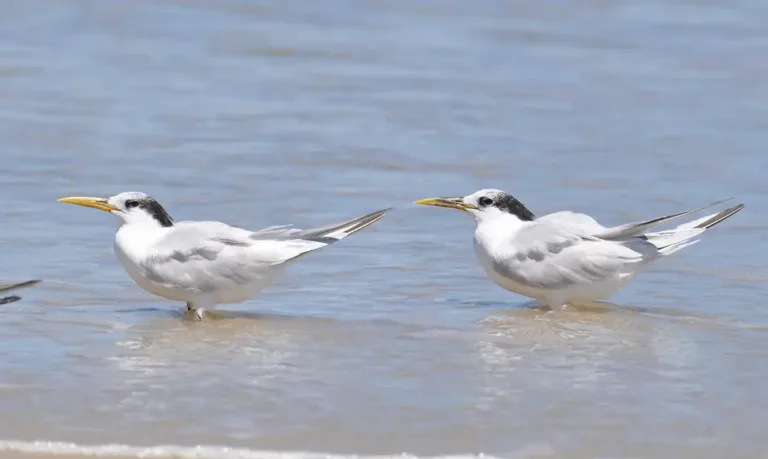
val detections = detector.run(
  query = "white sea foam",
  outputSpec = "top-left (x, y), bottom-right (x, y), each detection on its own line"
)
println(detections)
top-left (0, 440), bottom-right (501, 459)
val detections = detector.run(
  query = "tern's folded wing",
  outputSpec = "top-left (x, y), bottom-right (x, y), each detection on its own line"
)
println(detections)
top-left (490, 223), bottom-right (644, 291)
top-left (139, 222), bottom-right (326, 293)
top-left (139, 209), bottom-right (389, 294)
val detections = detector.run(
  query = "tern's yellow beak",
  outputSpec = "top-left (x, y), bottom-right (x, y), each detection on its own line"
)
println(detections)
top-left (414, 197), bottom-right (478, 212)
top-left (57, 196), bottom-right (119, 212)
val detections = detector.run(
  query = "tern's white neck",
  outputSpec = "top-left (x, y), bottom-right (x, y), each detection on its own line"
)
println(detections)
top-left (114, 220), bottom-right (170, 259)
top-left (473, 211), bottom-right (530, 251)
top-left (473, 208), bottom-right (528, 229)
top-left (112, 207), bottom-right (171, 229)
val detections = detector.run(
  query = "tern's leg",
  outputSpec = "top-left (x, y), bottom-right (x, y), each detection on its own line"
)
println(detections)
top-left (542, 297), bottom-right (566, 311)
top-left (184, 302), bottom-right (205, 320)
top-left (185, 296), bottom-right (215, 320)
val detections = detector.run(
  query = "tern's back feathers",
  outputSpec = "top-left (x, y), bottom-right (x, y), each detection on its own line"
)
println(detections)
top-left (535, 198), bottom-right (743, 246)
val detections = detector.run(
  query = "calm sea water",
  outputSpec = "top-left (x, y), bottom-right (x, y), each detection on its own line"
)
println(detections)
top-left (0, 1), bottom-right (767, 458)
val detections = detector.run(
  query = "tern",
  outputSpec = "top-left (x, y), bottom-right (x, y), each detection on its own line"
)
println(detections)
top-left (415, 189), bottom-right (744, 309)
top-left (0, 280), bottom-right (41, 305)
top-left (58, 192), bottom-right (390, 319)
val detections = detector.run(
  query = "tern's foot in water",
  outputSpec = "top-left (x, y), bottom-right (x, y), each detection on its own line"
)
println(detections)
top-left (183, 303), bottom-right (205, 320)
top-left (532, 303), bottom-right (566, 311)
top-left (0, 295), bottom-right (21, 305)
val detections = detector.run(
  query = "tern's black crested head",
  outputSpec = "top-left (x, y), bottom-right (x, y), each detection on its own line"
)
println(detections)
top-left (110, 191), bottom-right (175, 227)
top-left (471, 189), bottom-right (536, 221)
top-left (139, 198), bottom-right (174, 227)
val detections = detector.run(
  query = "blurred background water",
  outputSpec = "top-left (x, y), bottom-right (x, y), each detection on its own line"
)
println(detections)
top-left (0, 1), bottom-right (766, 458)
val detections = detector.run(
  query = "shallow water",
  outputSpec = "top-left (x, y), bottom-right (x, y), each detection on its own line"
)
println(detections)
top-left (0, 1), bottom-right (767, 458)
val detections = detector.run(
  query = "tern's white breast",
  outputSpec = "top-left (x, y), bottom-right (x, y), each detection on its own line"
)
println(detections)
top-left (114, 225), bottom-right (190, 302)
top-left (472, 236), bottom-right (547, 300)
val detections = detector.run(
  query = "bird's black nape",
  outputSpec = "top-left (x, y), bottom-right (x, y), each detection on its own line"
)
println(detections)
top-left (139, 198), bottom-right (174, 227)
top-left (496, 194), bottom-right (536, 221)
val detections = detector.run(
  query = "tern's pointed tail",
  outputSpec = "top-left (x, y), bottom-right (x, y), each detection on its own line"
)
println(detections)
top-left (642, 203), bottom-right (744, 256)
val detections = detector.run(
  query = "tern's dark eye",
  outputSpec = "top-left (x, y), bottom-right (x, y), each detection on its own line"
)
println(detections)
top-left (125, 200), bottom-right (140, 209)
top-left (478, 196), bottom-right (494, 207)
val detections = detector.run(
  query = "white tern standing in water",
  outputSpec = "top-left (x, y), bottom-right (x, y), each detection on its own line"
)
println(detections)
top-left (416, 189), bottom-right (744, 309)
top-left (59, 192), bottom-right (390, 319)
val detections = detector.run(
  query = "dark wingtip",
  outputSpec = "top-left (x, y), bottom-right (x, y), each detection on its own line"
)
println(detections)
top-left (343, 208), bottom-right (391, 235)
top-left (0, 295), bottom-right (21, 305)
top-left (695, 203), bottom-right (745, 229)
top-left (0, 279), bottom-right (42, 294)
top-left (360, 207), bottom-right (392, 220)
top-left (372, 207), bottom-right (394, 218)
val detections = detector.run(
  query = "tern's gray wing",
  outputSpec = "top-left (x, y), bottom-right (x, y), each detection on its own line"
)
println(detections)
top-left (139, 222), bottom-right (275, 293)
top-left (140, 209), bottom-right (389, 293)
top-left (490, 221), bottom-right (643, 291)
